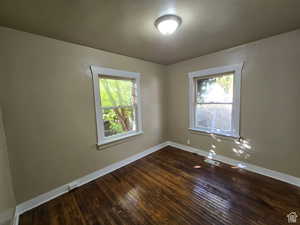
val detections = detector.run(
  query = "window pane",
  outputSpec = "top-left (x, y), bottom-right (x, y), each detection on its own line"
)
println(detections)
top-left (197, 73), bottom-right (233, 103)
top-left (102, 106), bottom-right (136, 137)
top-left (196, 104), bottom-right (232, 132)
top-left (99, 77), bottom-right (135, 107)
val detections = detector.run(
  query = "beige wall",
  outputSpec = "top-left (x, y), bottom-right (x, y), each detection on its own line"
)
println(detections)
top-left (166, 29), bottom-right (300, 178)
top-left (0, 27), bottom-right (167, 203)
top-left (0, 107), bottom-right (16, 224)
top-left (1, 26), bottom-right (300, 205)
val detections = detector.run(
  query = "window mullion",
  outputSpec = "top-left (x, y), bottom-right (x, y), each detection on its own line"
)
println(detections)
top-left (101, 105), bottom-right (134, 110)
top-left (197, 102), bottom-right (233, 105)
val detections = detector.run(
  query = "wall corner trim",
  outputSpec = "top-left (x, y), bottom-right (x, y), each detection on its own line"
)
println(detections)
top-left (168, 141), bottom-right (300, 188)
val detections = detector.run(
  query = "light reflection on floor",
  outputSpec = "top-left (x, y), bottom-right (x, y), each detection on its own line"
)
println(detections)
top-left (189, 134), bottom-right (254, 215)
top-left (192, 179), bottom-right (232, 214)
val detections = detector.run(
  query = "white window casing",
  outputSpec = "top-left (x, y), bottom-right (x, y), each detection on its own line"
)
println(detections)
top-left (188, 63), bottom-right (243, 138)
top-left (90, 66), bottom-right (143, 145)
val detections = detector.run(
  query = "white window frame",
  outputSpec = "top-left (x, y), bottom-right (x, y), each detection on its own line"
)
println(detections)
top-left (90, 65), bottom-right (143, 145)
top-left (188, 63), bottom-right (243, 138)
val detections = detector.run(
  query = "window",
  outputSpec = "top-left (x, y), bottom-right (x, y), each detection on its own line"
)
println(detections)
top-left (188, 64), bottom-right (243, 138)
top-left (91, 66), bottom-right (142, 145)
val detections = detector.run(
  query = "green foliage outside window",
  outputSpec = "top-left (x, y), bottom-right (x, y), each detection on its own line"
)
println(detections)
top-left (99, 78), bottom-right (136, 137)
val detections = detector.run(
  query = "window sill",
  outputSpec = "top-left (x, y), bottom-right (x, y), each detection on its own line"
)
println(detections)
top-left (188, 128), bottom-right (240, 140)
top-left (97, 130), bottom-right (144, 146)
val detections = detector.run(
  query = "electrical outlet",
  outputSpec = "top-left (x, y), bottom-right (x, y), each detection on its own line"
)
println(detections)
top-left (187, 139), bottom-right (190, 145)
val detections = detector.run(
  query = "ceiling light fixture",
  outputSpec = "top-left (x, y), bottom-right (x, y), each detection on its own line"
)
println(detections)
top-left (154, 14), bottom-right (182, 35)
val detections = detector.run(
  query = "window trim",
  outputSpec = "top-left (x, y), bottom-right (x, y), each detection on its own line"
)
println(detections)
top-left (90, 65), bottom-right (143, 146)
top-left (188, 63), bottom-right (243, 138)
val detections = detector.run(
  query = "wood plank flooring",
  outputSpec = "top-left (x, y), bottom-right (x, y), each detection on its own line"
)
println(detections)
top-left (19, 146), bottom-right (300, 225)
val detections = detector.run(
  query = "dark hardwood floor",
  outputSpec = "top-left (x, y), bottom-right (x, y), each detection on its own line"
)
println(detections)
top-left (19, 146), bottom-right (300, 225)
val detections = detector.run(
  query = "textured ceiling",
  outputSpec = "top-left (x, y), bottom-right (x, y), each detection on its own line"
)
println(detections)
top-left (1, 0), bottom-right (300, 64)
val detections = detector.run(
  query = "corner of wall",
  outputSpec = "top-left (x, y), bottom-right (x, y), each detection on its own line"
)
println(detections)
top-left (0, 107), bottom-right (16, 225)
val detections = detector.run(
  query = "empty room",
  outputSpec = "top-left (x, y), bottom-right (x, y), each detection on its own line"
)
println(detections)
top-left (0, 1), bottom-right (300, 225)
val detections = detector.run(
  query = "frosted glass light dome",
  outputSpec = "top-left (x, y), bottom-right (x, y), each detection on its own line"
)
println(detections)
top-left (155, 15), bottom-right (182, 35)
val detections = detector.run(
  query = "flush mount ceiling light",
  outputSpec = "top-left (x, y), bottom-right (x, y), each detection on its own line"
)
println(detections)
top-left (154, 14), bottom-right (182, 35)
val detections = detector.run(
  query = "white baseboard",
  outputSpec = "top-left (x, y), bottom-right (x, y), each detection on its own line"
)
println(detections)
top-left (15, 142), bottom-right (168, 217)
top-left (168, 141), bottom-right (300, 187)
top-left (0, 208), bottom-right (14, 225)
top-left (12, 140), bottom-right (300, 225)
top-left (11, 209), bottom-right (19, 225)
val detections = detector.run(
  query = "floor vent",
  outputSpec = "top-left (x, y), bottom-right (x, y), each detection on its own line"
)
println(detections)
top-left (204, 159), bottom-right (220, 166)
